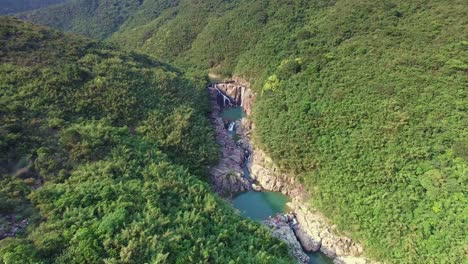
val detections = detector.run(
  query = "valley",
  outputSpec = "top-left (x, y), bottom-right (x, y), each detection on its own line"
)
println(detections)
top-left (0, 0), bottom-right (466, 263)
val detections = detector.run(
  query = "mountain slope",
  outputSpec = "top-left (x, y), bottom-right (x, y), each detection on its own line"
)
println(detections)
top-left (17, 0), bottom-right (468, 263)
top-left (0, 0), bottom-right (67, 15)
top-left (0, 17), bottom-right (294, 263)
top-left (18, 0), bottom-right (145, 39)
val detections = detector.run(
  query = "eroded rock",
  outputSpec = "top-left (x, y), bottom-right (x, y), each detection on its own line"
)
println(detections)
top-left (263, 218), bottom-right (310, 264)
top-left (293, 226), bottom-right (321, 252)
top-left (287, 201), bottom-right (366, 261)
top-left (208, 86), bottom-right (251, 195)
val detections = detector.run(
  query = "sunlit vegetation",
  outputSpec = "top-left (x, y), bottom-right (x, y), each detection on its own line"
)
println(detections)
top-left (0, 17), bottom-right (294, 263)
top-left (13, 0), bottom-right (468, 262)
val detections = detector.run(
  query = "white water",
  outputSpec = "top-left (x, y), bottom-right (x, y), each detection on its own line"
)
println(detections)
top-left (228, 122), bottom-right (235, 132)
top-left (240, 86), bottom-right (244, 107)
top-left (215, 85), bottom-right (232, 107)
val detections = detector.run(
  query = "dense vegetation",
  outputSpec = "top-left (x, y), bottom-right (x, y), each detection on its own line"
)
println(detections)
top-left (19, 0), bottom-right (145, 39)
top-left (0, 0), bottom-right (66, 15)
top-left (14, 0), bottom-right (468, 263)
top-left (0, 17), bottom-right (294, 263)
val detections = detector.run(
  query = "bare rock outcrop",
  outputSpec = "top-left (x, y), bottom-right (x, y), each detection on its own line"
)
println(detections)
top-left (209, 86), bottom-right (251, 195)
top-left (250, 148), bottom-right (306, 198)
top-left (288, 201), bottom-right (365, 259)
top-left (264, 218), bottom-right (310, 264)
top-left (293, 226), bottom-right (321, 252)
top-left (215, 80), bottom-right (255, 115)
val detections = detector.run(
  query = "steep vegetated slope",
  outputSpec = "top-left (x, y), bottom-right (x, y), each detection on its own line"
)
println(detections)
top-left (18, 0), bottom-right (468, 263)
top-left (0, 0), bottom-right (67, 15)
top-left (19, 0), bottom-right (144, 39)
top-left (0, 17), bottom-right (294, 263)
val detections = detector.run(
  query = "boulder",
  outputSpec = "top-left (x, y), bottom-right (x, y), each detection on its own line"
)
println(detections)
top-left (252, 183), bottom-right (262, 192)
top-left (263, 218), bottom-right (310, 264)
top-left (293, 226), bottom-right (321, 252)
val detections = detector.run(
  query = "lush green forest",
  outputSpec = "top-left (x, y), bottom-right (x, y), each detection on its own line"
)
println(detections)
top-left (19, 0), bottom-right (145, 39)
top-left (12, 0), bottom-right (468, 263)
top-left (0, 17), bottom-right (295, 263)
top-left (0, 0), bottom-right (67, 15)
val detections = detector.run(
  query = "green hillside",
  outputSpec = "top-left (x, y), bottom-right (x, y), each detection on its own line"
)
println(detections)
top-left (0, 17), bottom-right (294, 263)
top-left (14, 0), bottom-right (468, 263)
top-left (18, 0), bottom-right (144, 39)
top-left (0, 0), bottom-right (67, 15)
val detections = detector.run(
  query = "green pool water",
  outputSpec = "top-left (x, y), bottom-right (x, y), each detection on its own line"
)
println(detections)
top-left (308, 252), bottom-right (334, 264)
top-left (222, 107), bottom-right (245, 121)
top-left (233, 191), bottom-right (290, 222)
top-left (232, 191), bottom-right (333, 264)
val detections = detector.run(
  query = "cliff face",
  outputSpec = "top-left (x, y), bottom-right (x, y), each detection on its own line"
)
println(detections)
top-left (208, 85), bottom-right (251, 196)
top-left (215, 79), bottom-right (254, 116)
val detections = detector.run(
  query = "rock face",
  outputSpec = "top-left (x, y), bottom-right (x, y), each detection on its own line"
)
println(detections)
top-left (215, 80), bottom-right (255, 115)
top-left (293, 226), bottom-right (321, 252)
top-left (250, 148), bottom-right (306, 198)
top-left (289, 201), bottom-right (365, 259)
top-left (263, 218), bottom-right (310, 264)
top-left (208, 86), bottom-right (251, 195)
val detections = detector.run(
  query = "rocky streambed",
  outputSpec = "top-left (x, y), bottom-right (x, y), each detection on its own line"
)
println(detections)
top-left (208, 80), bottom-right (374, 264)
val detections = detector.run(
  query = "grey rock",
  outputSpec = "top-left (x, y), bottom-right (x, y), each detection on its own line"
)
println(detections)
top-left (264, 218), bottom-right (310, 264)
top-left (208, 86), bottom-right (251, 195)
top-left (293, 226), bottom-right (321, 252)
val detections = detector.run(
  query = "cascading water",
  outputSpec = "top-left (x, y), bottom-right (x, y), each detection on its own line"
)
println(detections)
top-left (240, 86), bottom-right (244, 107)
top-left (228, 122), bottom-right (235, 132)
top-left (216, 86), bottom-right (232, 107)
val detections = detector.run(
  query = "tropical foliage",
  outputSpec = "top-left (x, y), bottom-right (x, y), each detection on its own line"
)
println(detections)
top-left (0, 0), bottom-right (66, 15)
top-left (0, 17), bottom-right (294, 263)
top-left (13, 0), bottom-right (468, 262)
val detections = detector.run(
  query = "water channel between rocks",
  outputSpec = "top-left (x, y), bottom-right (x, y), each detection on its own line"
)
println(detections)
top-left (222, 106), bottom-right (333, 264)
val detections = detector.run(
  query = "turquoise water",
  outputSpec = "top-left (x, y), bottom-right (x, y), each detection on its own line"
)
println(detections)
top-left (232, 191), bottom-right (333, 264)
top-left (308, 252), bottom-right (334, 264)
top-left (222, 107), bottom-right (245, 121)
top-left (233, 191), bottom-right (290, 222)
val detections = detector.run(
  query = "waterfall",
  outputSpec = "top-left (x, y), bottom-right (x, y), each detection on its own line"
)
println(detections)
top-left (240, 86), bottom-right (244, 107)
top-left (216, 86), bottom-right (232, 107)
top-left (228, 122), bottom-right (235, 132)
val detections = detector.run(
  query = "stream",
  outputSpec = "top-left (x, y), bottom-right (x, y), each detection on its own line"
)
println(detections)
top-left (221, 106), bottom-right (333, 264)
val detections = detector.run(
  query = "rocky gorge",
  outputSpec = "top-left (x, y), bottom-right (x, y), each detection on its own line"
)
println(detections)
top-left (208, 79), bottom-right (374, 264)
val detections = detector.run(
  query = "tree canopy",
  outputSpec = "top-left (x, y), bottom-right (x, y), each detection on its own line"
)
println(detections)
top-left (0, 17), bottom-right (294, 264)
top-left (11, 0), bottom-right (468, 262)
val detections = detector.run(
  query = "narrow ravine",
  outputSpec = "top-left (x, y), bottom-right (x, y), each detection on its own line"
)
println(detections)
top-left (208, 80), bottom-right (374, 264)
top-left (208, 81), bottom-right (336, 264)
